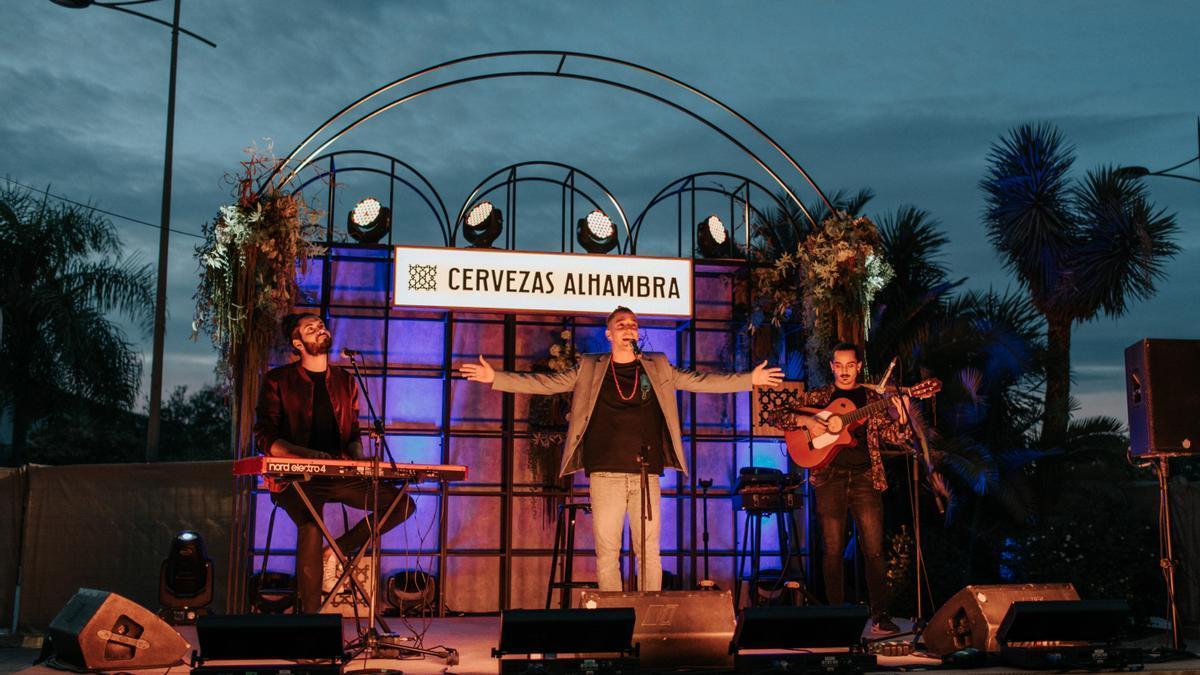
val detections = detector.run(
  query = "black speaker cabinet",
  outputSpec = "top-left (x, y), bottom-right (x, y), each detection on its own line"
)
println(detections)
top-left (921, 583), bottom-right (1079, 657)
top-left (496, 608), bottom-right (635, 655)
top-left (47, 588), bottom-right (190, 670)
top-left (579, 589), bottom-right (735, 668)
top-left (1126, 338), bottom-right (1200, 456)
top-left (195, 614), bottom-right (344, 661)
top-left (734, 605), bottom-right (870, 649)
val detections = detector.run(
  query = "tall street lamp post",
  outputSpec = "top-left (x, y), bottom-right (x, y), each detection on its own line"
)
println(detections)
top-left (49, 0), bottom-right (215, 461)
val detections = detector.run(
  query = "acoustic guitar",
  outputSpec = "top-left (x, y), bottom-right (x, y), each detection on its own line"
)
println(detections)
top-left (784, 379), bottom-right (941, 470)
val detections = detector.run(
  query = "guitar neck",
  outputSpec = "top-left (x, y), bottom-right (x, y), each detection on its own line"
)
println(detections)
top-left (840, 396), bottom-right (893, 425)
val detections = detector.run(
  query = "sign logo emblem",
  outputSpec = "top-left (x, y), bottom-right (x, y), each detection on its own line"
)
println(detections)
top-left (408, 264), bottom-right (437, 291)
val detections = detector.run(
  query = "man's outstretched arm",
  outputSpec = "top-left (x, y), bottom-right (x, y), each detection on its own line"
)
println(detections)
top-left (460, 355), bottom-right (580, 395)
top-left (672, 359), bottom-right (783, 393)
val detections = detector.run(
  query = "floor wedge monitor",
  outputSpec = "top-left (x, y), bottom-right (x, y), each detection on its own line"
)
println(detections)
top-left (46, 588), bottom-right (190, 671)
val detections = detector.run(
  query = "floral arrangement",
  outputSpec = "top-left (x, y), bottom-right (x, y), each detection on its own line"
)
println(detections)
top-left (192, 149), bottom-right (325, 388)
top-left (191, 148), bottom-right (324, 461)
top-left (748, 212), bottom-right (892, 385)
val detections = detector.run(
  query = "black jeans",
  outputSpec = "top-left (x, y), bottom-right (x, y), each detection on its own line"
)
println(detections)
top-left (813, 466), bottom-right (889, 618)
top-left (273, 478), bottom-right (415, 613)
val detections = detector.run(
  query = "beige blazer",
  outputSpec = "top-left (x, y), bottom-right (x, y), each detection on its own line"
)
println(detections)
top-left (491, 351), bottom-right (754, 477)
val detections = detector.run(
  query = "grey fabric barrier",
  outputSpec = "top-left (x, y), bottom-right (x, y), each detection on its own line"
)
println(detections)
top-left (1169, 477), bottom-right (1200, 622)
top-left (17, 460), bottom-right (233, 630)
top-left (0, 466), bottom-right (27, 631)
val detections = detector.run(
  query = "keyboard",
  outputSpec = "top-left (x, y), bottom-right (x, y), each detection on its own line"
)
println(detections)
top-left (233, 456), bottom-right (467, 483)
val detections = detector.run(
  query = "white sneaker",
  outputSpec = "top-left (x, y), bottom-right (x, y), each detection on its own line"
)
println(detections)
top-left (321, 554), bottom-right (339, 594)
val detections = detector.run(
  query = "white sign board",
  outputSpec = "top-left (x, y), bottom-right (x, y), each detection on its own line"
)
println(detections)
top-left (393, 246), bottom-right (693, 317)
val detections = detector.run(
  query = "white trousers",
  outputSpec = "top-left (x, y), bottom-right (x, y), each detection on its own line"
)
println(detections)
top-left (589, 471), bottom-right (663, 591)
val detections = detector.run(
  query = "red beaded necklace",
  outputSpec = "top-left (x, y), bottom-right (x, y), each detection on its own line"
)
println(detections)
top-left (610, 358), bottom-right (640, 401)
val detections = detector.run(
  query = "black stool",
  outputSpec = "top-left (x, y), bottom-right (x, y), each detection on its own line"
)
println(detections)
top-left (735, 508), bottom-right (814, 608)
top-left (545, 502), bottom-right (598, 608)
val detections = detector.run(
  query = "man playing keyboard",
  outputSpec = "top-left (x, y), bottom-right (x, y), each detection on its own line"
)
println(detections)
top-left (253, 312), bottom-right (415, 613)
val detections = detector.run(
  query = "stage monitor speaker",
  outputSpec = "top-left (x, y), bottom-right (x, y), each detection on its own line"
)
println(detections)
top-left (46, 588), bottom-right (190, 670)
top-left (1125, 338), bottom-right (1200, 456)
top-left (495, 608), bottom-right (635, 655)
top-left (921, 583), bottom-right (1079, 657)
top-left (733, 605), bottom-right (870, 650)
top-left (195, 614), bottom-right (344, 661)
top-left (579, 589), bottom-right (735, 668)
top-left (998, 599), bottom-right (1131, 645)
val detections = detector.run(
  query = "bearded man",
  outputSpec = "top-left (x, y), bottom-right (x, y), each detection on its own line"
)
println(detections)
top-left (253, 312), bottom-right (414, 613)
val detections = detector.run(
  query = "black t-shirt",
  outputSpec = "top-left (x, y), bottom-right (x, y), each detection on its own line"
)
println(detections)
top-left (305, 368), bottom-right (341, 456)
top-left (829, 386), bottom-right (871, 471)
top-left (582, 359), bottom-right (667, 475)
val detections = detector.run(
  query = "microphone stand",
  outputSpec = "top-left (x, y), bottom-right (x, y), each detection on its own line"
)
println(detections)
top-left (343, 352), bottom-right (459, 668)
top-left (637, 444), bottom-right (653, 591)
top-left (888, 358), bottom-right (938, 625)
top-left (698, 478), bottom-right (717, 590)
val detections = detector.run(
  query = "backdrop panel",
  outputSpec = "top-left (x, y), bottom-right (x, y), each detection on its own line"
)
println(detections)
top-left (0, 466), bottom-right (26, 631)
top-left (17, 460), bottom-right (232, 629)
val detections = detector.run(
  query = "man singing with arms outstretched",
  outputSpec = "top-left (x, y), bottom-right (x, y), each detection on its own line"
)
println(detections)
top-left (460, 306), bottom-right (783, 591)
top-left (253, 313), bottom-right (415, 613)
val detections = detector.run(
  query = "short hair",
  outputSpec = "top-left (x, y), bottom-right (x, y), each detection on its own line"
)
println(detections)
top-left (282, 312), bottom-right (320, 354)
top-left (606, 306), bottom-right (636, 326)
top-left (830, 341), bottom-right (863, 361)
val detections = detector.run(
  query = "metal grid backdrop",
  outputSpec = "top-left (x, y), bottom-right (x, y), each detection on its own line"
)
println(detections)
top-left (242, 151), bottom-right (812, 614)
top-left (233, 51), bottom-right (836, 613)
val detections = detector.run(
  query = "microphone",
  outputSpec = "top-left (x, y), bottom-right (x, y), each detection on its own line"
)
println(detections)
top-left (342, 348), bottom-right (362, 358)
top-left (880, 356), bottom-right (899, 389)
top-left (629, 338), bottom-right (642, 357)
top-left (865, 356), bottom-right (899, 394)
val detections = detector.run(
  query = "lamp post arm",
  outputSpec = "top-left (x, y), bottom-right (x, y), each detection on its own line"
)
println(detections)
top-left (97, 1), bottom-right (217, 47)
top-left (1149, 171), bottom-right (1200, 185)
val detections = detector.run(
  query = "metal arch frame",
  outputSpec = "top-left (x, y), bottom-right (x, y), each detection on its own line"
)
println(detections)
top-left (263, 51), bottom-right (834, 230)
top-left (453, 161), bottom-right (631, 253)
top-left (291, 150), bottom-right (453, 245)
top-left (630, 172), bottom-right (800, 257)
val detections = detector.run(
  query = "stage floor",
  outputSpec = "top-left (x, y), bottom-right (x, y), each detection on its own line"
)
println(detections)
top-left (3, 615), bottom-right (1199, 674)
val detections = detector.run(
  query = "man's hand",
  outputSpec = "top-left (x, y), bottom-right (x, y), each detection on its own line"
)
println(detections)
top-left (889, 394), bottom-right (911, 424)
top-left (751, 360), bottom-right (784, 388)
top-left (460, 355), bottom-right (495, 384)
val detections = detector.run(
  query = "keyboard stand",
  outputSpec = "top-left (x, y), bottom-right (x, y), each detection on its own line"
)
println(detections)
top-left (286, 477), bottom-right (409, 633)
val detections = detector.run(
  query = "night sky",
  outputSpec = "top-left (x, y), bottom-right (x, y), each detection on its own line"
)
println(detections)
top-left (3, 1), bottom-right (1197, 425)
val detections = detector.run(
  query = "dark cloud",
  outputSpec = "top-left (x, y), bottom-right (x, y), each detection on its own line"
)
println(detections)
top-left (2, 0), bottom-right (1198, 421)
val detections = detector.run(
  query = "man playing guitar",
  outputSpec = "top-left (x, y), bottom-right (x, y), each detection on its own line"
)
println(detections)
top-left (770, 342), bottom-right (913, 634)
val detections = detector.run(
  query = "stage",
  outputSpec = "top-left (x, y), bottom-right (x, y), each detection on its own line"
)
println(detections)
top-left (3, 615), bottom-right (1199, 674)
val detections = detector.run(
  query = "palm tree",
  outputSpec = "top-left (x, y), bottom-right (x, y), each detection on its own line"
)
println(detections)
top-left (867, 205), bottom-right (965, 376)
top-left (0, 184), bottom-right (154, 466)
top-left (980, 124), bottom-right (1179, 447)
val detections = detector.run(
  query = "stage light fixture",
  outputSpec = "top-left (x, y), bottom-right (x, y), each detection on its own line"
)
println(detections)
top-left (158, 530), bottom-right (213, 624)
top-left (463, 201), bottom-right (503, 248)
top-left (385, 570), bottom-right (436, 616)
top-left (697, 214), bottom-right (733, 258)
top-left (249, 571), bottom-right (297, 614)
top-left (576, 209), bottom-right (618, 254)
top-left (346, 197), bottom-right (391, 243)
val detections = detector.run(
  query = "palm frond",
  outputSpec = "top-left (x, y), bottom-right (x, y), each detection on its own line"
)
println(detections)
top-left (980, 123), bottom-right (1080, 303)
top-left (59, 256), bottom-right (157, 333)
top-left (1068, 166), bottom-right (1181, 319)
top-left (878, 205), bottom-right (950, 290)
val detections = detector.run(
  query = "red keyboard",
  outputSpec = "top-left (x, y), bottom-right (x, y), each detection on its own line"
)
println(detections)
top-left (233, 456), bottom-right (467, 483)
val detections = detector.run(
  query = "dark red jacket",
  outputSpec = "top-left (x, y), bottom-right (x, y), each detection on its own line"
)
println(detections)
top-left (253, 361), bottom-right (361, 458)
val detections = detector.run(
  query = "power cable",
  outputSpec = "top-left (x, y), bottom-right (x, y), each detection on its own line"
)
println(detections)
top-left (1, 176), bottom-right (204, 240)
